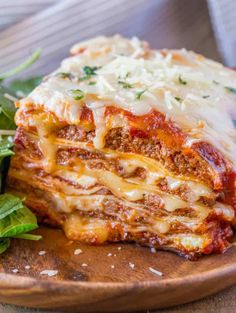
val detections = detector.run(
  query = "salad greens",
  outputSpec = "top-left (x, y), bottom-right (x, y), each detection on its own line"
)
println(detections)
top-left (0, 49), bottom-right (42, 254)
top-left (0, 49), bottom-right (41, 81)
top-left (10, 76), bottom-right (42, 97)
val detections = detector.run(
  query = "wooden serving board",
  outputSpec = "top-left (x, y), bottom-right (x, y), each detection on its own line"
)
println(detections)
top-left (0, 227), bottom-right (235, 312)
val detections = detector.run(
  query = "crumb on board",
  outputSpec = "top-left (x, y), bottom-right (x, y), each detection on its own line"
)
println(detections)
top-left (74, 248), bottom-right (82, 255)
top-left (38, 250), bottom-right (46, 256)
top-left (12, 269), bottom-right (18, 273)
top-left (40, 270), bottom-right (58, 277)
top-left (25, 265), bottom-right (30, 270)
top-left (129, 262), bottom-right (135, 269)
top-left (81, 263), bottom-right (88, 267)
top-left (107, 253), bottom-right (112, 257)
top-left (149, 267), bottom-right (163, 277)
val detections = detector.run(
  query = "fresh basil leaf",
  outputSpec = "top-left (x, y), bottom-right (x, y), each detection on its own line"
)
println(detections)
top-left (0, 193), bottom-right (24, 219)
top-left (0, 205), bottom-right (38, 237)
top-left (10, 76), bottom-right (42, 97)
top-left (13, 233), bottom-right (42, 241)
top-left (0, 237), bottom-right (10, 254)
top-left (0, 49), bottom-right (41, 81)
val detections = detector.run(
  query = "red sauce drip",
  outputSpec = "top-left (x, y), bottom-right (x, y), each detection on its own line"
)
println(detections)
top-left (223, 171), bottom-right (236, 211)
top-left (80, 106), bottom-right (94, 124)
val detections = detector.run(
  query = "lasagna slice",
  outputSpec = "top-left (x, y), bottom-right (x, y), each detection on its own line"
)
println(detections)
top-left (7, 35), bottom-right (236, 259)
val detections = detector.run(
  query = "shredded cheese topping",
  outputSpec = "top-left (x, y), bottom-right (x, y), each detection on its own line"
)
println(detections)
top-left (18, 35), bottom-right (236, 165)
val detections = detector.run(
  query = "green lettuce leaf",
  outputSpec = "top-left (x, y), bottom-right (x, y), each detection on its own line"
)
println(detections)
top-left (0, 205), bottom-right (38, 237)
top-left (0, 194), bottom-right (24, 219)
top-left (13, 233), bottom-right (42, 241)
top-left (10, 76), bottom-right (42, 97)
top-left (0, 85), bottom-right (16, 130)
top-left (0, 49), bottom-right (41, 81)
top-left (0, 238), bottom-right (10, 254)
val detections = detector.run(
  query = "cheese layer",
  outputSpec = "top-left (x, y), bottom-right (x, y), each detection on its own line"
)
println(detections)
top-left (17, 35), bottom-right (236, 165)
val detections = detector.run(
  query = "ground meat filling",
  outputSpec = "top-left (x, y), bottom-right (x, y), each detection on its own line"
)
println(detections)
top-left (13, 127), bottom-right (218, 204)
top-left (104, 127), bottom-right (215, 187)
top-left (15, 125), bottom-right (224, 190)
top-left (55, 125), bottom-right (218, 189)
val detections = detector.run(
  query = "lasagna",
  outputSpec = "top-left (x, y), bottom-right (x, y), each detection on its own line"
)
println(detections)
top-left (7, 35), bottom-right (236, 259)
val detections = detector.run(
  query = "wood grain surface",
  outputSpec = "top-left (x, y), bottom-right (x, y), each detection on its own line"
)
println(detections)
top-left (0, 227), bottom-right (235, 312)
top-left (2, 284), bottom-right (236, 313)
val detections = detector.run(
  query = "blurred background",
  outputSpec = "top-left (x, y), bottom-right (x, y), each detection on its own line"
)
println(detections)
top-left (0, 0), bottom-right (235, 78)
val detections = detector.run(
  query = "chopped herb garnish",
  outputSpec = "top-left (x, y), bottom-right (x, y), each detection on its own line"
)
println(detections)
top-left (78, 66), bottom-right (101, 81)
top-left (202, 95), bottom-right (210, 99)
top-left (213, 80), bottom-right (219, 85)
top-left (118, 80), bottom-right (134, 89)
top-left (136, 90), bottom-right (146, 100)
top-left (83, 66), bottom-right (100, 76)
top-left (178, 75), bottom-right (187, 85)
top-left (88, 81), bottom-right (96, 85)
top-left (78, 76), bottom-right (90, 82)
top-left (174, 96), bottom-right (182, 102)
top-left (71, 89), bottom-right (84, 100)
top-left (56, 72), bottom-right (72, 79)
top-left (224, 86), bottom-right (236, 93)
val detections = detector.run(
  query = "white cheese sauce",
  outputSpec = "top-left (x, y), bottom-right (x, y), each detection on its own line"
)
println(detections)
top-left (18, 35), bottom-right (236, 166)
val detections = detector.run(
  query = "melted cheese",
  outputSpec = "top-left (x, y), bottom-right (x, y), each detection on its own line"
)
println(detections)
top-left (15, 132), bottom-right (214, 203)
top-left (170, 233), bottom-right (210, 250)
top-left (17, 35), bottom-right (236, 165)
top-left (9, 160), bottom-right (234, 226)
top-left (63, 212), bottom-right (211, 250)
top-left (109, 150), bottom-right (212, 201)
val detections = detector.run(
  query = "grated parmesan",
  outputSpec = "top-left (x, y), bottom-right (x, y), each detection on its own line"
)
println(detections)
top-left (74, 248), bottom-right (82, 255)
top-left (12, 269), bottom-right (18, 273)
top-left (129, 262), bottom-right (135, 269)
top-left (18, 35), bottom-right (236, 165)
top-left (40, 270), bottom-right (58, 277)
top-left (38, 250), bottom-right (46, 256)
top-left (149, 267), bottom-right (163, 277)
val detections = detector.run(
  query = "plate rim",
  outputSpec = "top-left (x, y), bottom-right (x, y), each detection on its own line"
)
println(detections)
top-left (1, 252), bottom-right (236, 311)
